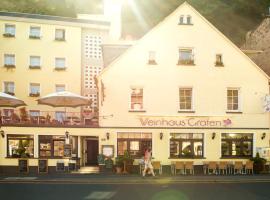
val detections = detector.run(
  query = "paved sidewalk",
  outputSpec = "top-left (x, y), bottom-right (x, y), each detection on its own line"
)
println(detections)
top-left (1, 174), bottom-right (270, 184)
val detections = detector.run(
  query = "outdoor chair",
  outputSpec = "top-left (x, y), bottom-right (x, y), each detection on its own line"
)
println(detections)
top-left (185, 161), bottom-right (194, 175)
top-left (174, 161), bottom-right (185, 175)
top-left (234, 161), bottom-right (244, 175)
top-left (218, 161), bottom-right (228, 175)
top-left (203, 162), bottom-right (209, 175)
top-left (152, 161), bottom-right (162, 175)
top-left (245, 161), bottom-right (254, 174)
top-left (208, 162), bottom-right (217, 175)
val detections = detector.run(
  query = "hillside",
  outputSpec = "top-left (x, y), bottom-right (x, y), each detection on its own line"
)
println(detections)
top-left (0, 0), bottom-right (269, 46)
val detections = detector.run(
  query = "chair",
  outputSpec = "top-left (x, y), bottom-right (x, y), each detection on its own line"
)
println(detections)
top-left (234, 161), bottom-right (244, 175)
top-left (208, 162), bottom-right (217, 175)
top-left (218, 161), bottom-right (228, 175)
top-left (174, 161), bottom-right (185, 175)
top-left (185, 161), bottom-right (194, 175)
top-left (152, 161), bottom-right (162, 175)
top-left (245, 161), bottom-right (254, 174)
top-left (203, 162), bottom-right (209, 175)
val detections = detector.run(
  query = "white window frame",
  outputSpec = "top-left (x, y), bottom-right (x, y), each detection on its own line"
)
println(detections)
top-left (226, 87), bottom-right (241, 112)
top-left (129, 87), bottom-right (144, 111)
top-left (55, 57), bottom-right (66, 69)
top-left (55, 84), bottom-right (66, 92)
top-left (4, 54), bottom-right (15, 66)
top-left (3, 81), bottom-right (15, 94)
top-left (4, 24), bottom-right (16, 36)
top-left (29, 56), bottom-right (41, 67)
top-left (179, 87), bottom-right (194, 111)
top-left (55, 28), bottom-right (65, 40)
top-left (178, 47), bottom-right (195, 64)
top-left (29, 26), bottom-right (41, 38)
top-left (29, 83), bottom-right (40, 95)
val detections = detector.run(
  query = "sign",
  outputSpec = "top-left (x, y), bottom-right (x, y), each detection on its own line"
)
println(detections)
top-left (263, 95), bottom-right (270, 112)
top-left (139, 116), bottom-right (232, 128)
top-left (64, 144), bottom-right (72, 157)
top-left (102, 145), bottom-right (114, 157)
top-left (38, 159), bottom-right (48, 174)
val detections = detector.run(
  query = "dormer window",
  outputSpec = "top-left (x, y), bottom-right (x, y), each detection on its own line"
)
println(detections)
top-left (148, 51), bottom-right (157, 65)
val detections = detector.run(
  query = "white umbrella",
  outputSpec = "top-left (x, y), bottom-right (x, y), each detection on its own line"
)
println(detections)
top-left (37, 91), bottom-right (91, 108)
top-left (0, 92), bottom-right (26, 107)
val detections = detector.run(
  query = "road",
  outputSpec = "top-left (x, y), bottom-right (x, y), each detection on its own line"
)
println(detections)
top-left (1, 178), bottom-right (270, 200)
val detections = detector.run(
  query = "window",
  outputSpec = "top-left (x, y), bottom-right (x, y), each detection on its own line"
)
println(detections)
top-left (29, 83), bottom-right (40, 97)
top-left (187, 15), bottom-right (192, 24)
top-left (7, 135), bottom-right (34, 158)
top-left (148, 51), bottom-right (157, 64)
top-left (221, 133), bottom-right (253, 158)
top-left (4, 24), bottom-right (15, 37)
top-left (179, 88), bottom-right (193, 110)
top-left (215, 54), bottom-right (224, 66)
top-left (170, 133), bottom-right (203, 158)
top-left (29, 26), bottom-right (41, 39)
top-left (29, 56), bottom-right (41, 68)
top-left (178, 48), bottom-right (194, 65)
top-left (179, 15), bottom-right (184, 24)
top-left (130, 88), bottom-right (143, 111)
top-left (39, 135), bottom-right (65, 157)
top-left (4, 82), bottom-right (15, 95)
top-left (55, 111), bottom-right (65, 123)
top-left (227, 88), bottom-right (240, 111)
top-left (55, 84), bottom-right (65, 92)
top-left (55, 29), bottom-right (65, 41)
top-left (55, 58), bottom-right (66, 70)
top-left (4, 54), bottom-right (15, 68)
top-left (29, 110), bottom-right (40, 117)
top-left (117, 132), bottom-right (152, 158)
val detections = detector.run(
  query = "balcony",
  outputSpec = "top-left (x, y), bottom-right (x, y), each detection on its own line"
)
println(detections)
top-left (0, 109), bottom-right (99, 127)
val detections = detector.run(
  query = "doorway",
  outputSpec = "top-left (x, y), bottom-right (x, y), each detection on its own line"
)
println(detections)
top-left (84, 138), bottom-right (98, 166)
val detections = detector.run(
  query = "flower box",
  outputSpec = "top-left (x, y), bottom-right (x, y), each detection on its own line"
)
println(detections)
top-left (29, 93), bottom-right (40, 97)
top-left (3, 33), bottom-right (15, 38)
top-left (215, 61), bottom-right (224, 67)
top-left (29, 65), bottom-right (41, 69)
top-left (55, 38), bottom-right (65, 41)
top-left (5, 91), bottom-right (15, 96)
top-left (54, 67), bottom-right (66, 71)
top-left (178, 59), bottom-right (195, 65)
top-left (4, 64), bottom-right (16, 69)
top-left (29, 35), bottom-right (41, 39)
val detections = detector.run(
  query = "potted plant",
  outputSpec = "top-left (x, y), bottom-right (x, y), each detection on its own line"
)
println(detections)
top-left (250, 153), bottom-right (267, 174)
top-left (115, 156), bottom-right (124, 174)
top-left (97, 154), bottom-right (105, 172)
top-left (122, 150), bottom-right (134, 174)
top-left (105, 157), bottom-right (113, 173)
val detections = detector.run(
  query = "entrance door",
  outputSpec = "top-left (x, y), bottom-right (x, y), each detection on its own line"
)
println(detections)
top-left (86, 140), bottom-right (98, 166)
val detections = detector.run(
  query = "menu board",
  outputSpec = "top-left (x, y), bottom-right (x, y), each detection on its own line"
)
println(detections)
top-left (64, 144), bottom-right (72, 157)
top-left (38, 159), bottom-right (48, 173)
top-left (18, 159), bottom-right (28, 173)
top-left (102, 145), bottom-right (114, 157)
top-left (56, 162), bottom-right (65, 171)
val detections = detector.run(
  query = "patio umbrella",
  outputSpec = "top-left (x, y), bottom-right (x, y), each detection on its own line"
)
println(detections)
top-left (0, 92), bottom-right (26, 107)
top-left (37, 91), bottom-right (91, 108)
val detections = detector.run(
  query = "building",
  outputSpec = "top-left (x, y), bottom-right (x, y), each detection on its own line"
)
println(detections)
top-left (0, 2), bottom-right (269, 175)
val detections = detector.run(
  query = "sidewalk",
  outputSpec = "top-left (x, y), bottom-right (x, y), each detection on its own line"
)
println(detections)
top-left (1, 174), bottom-right (270, 184)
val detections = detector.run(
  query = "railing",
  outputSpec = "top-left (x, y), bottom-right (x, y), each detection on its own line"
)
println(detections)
top-left (0, 110), bottom-right (99, 127)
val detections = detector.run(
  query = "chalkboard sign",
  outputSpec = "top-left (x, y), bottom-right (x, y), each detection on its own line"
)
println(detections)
top-left (38, 159), bottom-right (48, 174)
top-left (64, 144), bottom-right (72, 157)
top-left (68, 162), bottom-right (76, 171)
top-left (56, 162), bottom-right (65, 172)
top-left (18, 159), bottom-right (28, 173)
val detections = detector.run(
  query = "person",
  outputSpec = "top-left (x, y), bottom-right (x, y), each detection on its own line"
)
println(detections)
top-left (142, 148), bottom-right (155, 177)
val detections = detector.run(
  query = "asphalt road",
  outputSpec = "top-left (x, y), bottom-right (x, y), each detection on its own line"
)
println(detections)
top-left (1, 181), bottom-right (270, 200)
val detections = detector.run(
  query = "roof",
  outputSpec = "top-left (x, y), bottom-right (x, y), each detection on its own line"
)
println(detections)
top-left (0, 11), bottom-right (110, 26)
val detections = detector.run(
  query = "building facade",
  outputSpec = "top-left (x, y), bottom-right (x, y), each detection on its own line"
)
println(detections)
top-left (0, 2), bottom-right (270, 175)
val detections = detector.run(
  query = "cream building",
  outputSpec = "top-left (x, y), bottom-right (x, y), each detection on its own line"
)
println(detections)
top-left (98, 2), bottom-right (270, 167)
top-left (0, 2), bottom-right (269, 175)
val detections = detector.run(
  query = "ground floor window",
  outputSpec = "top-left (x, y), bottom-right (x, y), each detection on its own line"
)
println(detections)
top-left (117, 132), bottom-right (152, 158)
top-left (7, 135), bottom-right (34, 158)
top-left (39, 135), bottom-right (65, 158)
top-left (221, 133), bottom-right (253, 158)
top-left (170, 133), bottom-right (203, 158)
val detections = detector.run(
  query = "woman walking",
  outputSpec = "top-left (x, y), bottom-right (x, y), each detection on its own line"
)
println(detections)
top-left (142, 148), bottom-right (155, 177)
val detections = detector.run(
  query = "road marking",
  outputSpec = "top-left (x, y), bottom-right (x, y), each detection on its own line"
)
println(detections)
top-left (84, 191), bottom-right (116, 199)
top-left (4, 177), bottom-right (37, 180)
